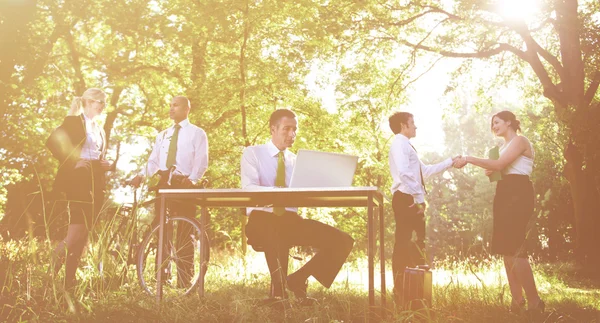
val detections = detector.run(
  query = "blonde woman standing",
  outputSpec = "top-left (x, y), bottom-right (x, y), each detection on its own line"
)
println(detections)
top-left (46, 88), bottom-right (113, 288)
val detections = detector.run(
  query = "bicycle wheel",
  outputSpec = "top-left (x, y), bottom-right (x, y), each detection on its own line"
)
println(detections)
top-left (136, 216), bottom-right (207, 298)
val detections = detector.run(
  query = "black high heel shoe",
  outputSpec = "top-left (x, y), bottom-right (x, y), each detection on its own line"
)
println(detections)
top-left (529, 299), bottom-right (545, 312)
top-left (510, 299), bottom-right (526, 313)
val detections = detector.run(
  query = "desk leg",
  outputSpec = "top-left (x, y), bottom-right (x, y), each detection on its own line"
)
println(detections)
top-left (198, 206), bottom-right (207, 297)
top-left (379, 203), bottom-right (386, 318)
top-left (367, 194), bottom-right (375, 320)
top-left (156, 195), bottom-right (166, 303)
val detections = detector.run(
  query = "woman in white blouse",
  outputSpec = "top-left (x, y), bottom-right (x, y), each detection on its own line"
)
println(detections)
top-left (46, 88), bottom-right (113, 288)
top-left (463, 111), bottom-right (544, 312)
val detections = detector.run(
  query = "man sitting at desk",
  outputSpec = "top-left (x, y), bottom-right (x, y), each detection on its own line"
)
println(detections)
top-left (241, 109), bottom-right (354, 305)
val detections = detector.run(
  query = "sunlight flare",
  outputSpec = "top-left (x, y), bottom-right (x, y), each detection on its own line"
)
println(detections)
top-left (495, 0), bottom-right (541, 22)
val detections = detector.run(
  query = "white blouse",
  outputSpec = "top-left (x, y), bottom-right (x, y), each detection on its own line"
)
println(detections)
top-left (80, 114), bottom-right (103, 160)
top-left (500, 137), bottom-right (534, 176)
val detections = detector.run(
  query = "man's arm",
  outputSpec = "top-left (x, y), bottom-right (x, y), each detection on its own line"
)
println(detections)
top-left (241, 146), bottom-right (272, 190)
top-left (143, 132), bottom-right (162, 177)
top-left (391, 139), bottom-right (425, 203)
top-left (131, 131), bottom-right (163, 187)
top-left (188, 128), bottom-right (209, 184)
top-left (420, 157), bottom-right (453, 180)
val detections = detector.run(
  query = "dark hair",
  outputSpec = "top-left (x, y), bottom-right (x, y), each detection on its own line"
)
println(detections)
top-left (491, 111), bottom-right (521, 132)
top-left (269, 109), bottom-right (297, 128)
top-left (388, 112), bottom-right (414, 135)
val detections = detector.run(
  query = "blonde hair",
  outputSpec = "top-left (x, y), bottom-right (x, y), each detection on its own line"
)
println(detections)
top-left (68, 88), bottom-right (106, 116)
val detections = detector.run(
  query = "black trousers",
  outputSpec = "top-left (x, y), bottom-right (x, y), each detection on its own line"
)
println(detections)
top-left (245, 210), bottom-right (354, 297)
top-left (66, 161), bottom-right (106, 228)
top-left (392, 191), bottom-right (426, 295)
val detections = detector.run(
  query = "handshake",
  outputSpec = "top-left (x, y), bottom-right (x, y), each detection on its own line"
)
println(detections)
top-left (451, 155), bottom-right (468, 169)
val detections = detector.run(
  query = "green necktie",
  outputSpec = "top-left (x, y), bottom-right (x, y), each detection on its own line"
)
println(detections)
top-left (410, 143), bottom-right (427, 194)
top-left (273, 151), bottom-right (286, 215)
top-left (166, 124), bottom-right (181, 169)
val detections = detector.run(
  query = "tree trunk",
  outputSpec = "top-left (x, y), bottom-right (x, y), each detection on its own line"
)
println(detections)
top-left (239, 0), bottom-right (251, 255)
top-left (563, 129), bottom-right (600, 270)
top-left (103, 87), bottom-right (123, 147)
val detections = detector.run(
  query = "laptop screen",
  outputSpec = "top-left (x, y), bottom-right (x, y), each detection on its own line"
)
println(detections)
top-left (289, 149), bottom-right (358, 188)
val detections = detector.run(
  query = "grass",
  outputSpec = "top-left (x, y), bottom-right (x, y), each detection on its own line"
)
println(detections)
top-left (1, 238), bottom-right (599, 323)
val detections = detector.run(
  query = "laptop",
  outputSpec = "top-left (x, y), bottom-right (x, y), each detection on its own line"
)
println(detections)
top-left (289, 149), bottom-right (358, 188)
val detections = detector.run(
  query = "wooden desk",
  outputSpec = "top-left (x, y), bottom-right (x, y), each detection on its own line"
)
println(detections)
top-left (155, 187), bottom-right (386, 318)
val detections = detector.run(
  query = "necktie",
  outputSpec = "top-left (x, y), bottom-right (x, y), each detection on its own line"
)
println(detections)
top-left (410, 144), bottom-right (427, 195)
top-left (166, 124), bottom-right (181, 169)
top-left (273, 151), bottom-right (286, 215)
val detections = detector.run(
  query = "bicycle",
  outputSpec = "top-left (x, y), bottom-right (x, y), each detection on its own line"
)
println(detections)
top-left (99, 171), bottom-right (209, 299)
top-left (134, 175), bottom-right (210, 299)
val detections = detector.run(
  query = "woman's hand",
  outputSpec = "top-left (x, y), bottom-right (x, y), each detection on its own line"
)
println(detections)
top-left (485, 169), bottom-right (493, 176)
top-left (452, 156), bottom-right (468, 169)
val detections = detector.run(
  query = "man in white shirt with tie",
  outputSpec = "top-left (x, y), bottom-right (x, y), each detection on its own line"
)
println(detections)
top-left (388, 111), bottom-right (463, 305)
top-left (241, 109), bottom-right (354, 306)
top-left (130, 96), bottom-right (209, 287)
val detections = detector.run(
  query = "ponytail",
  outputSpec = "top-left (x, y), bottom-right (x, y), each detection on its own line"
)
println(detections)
top-left (69, 96), bottom-right (83, 116)
top-left (68, 88), bottom-right (106, 116)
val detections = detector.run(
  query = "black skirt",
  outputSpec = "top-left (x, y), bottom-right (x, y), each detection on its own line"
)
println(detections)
top-left (492, 174), bottom-right (534, 257)
top-left (66, 160), bottom-right (106, 227)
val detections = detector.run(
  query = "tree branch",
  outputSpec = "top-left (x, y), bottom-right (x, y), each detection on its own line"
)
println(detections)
top-left (385, 9), bottom-right (451, 27)
top-left (208, 109), bottom-right (239, 130)
top-left (63, 28), bottom-right (86, 94)
top-left (397, 38), bottom-right (527, 60)
top-left (103, 87), bottom-right (124, 146)
top-left (396, 56), bottom-right (444, 94)
top-left (22, 25), bottom-right (67, 86)
top-left (109, 64), bottom-right (182, 80)
top-left (510, 22), bottom-right (566, 82)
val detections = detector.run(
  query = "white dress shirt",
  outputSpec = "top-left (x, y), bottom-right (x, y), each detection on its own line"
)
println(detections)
top-left (389, 134), bottom-right (452, 204)
top-left (80, 114), bottom-right (103, 160)
top-left (240, 140), bottom-right (297, 215)
top-left (142, 119), bottom-right (208, 184)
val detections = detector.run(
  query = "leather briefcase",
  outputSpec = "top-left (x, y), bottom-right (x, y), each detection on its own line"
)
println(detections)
top-left (402, 265), bottom-right (432, 310)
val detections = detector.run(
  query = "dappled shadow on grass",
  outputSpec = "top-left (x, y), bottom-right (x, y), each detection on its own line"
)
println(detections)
top-left (538, 262), bottom-right (600, 289)
top-left (59, 283), bottom-right (372, 323)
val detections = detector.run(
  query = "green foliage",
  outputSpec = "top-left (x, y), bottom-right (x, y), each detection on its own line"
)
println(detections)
top-left (0, 0), bottom-right (590, 264)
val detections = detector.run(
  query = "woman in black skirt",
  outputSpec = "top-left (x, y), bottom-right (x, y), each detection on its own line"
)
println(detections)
top-left (462, 111), bottom-right (544, 312)
top-left (46, 88), bottom-right (113, 287)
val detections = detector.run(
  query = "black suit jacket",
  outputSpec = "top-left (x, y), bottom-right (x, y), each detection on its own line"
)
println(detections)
top-left (46, 115), bottom-right (106, 193)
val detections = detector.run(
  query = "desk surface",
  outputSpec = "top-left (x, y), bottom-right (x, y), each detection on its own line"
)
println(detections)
top-left (157, 186), bottom-right (384, 208)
